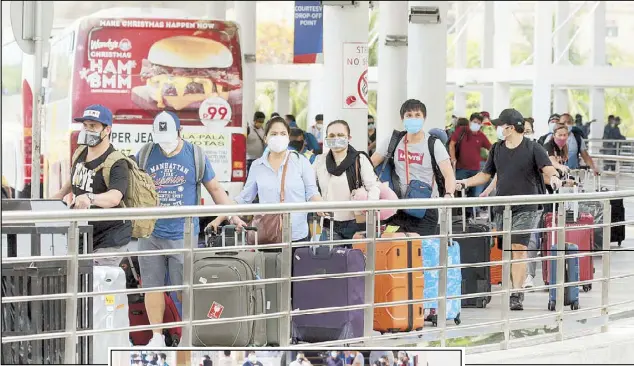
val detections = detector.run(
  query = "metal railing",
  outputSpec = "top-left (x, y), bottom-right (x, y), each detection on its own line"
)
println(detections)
top-left (589, 154), bottom-right (634, 190)
top-left (2, 189), bottom-right (633, 363)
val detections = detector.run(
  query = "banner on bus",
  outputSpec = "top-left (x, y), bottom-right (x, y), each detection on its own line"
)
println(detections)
top-left (293, 1), bottom-right (323, 64)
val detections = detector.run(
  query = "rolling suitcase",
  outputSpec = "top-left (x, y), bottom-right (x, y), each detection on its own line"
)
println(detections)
top-left (490, 233), bottom-right (503, 285)
top-left (92, 266), bottom-right (130, 364)
top-left (610, 197), bottom-right (625, 246)
top-left (453, 218), bottom-right (492, 308)
top-left (291, 246), bottom-right (365, 343)
top-left (192, 227), bottom-right (267, 346)
top-left (547, 243), bottom-right (580, 311)
top-left (352, 231), bottom-right (424, 333)
top-left (204, 225), bottom-right (239, 248)
top-left (542, 211), bottom-right (595, 292)
top-left (263, 251), bottom-right (283, 346)
top-left (422, 238), bottom-right (462, 326)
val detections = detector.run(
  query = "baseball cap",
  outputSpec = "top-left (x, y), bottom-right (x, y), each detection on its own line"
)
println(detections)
top-left (152, 111), bottom-right (181, 143)
top-left (74, 104), bottom-right (113, 126)
top-left (491, 108), bottom-right (525, 127)
top-left (548, 113), bottom-right (561, 123)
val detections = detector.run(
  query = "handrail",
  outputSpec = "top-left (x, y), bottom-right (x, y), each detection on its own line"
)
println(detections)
top-left (2, 190), bottom-right (632, 224)
top-left (590, 154), bottom-right (634, 162)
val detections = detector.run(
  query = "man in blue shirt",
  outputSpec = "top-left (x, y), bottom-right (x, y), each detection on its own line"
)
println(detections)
top-left (136, 111), bottom-right (246, 347)
top-left (286, 114), bottom-right (321, 154)
top-left (289, 128), bottom-right (317, 164)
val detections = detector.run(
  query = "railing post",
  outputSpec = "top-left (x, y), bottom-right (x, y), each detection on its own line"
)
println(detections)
top-left (363, 210), bottom-right (377, 344)
top-left (438, 207), bottom-right (449, 347)
top-left (615, 160), bottom-right (621, 191)
top-left (555, 202), bottom-right (566, 342)
top-left (181, 217), bottom-right (194, 346)
top-left (601, 199), bottom-right (612, 333)
top-left (64, 221), bottom-right (79, 364)
top-left (500, 205), bottom-right (512, 350)
top-left (279, 213), bottom-right (293, 346)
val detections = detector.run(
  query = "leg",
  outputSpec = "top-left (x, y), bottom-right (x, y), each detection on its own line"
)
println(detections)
top-left (138, 236), bottom-right (168, 344)
top-left (511, 244), bottom-right (528, 289)
top-left (525, 233), bottom-right (539, 283)
top-left (167, 238), bottom-right (185, 305)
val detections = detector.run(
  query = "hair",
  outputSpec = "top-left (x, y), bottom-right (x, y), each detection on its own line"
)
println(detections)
top-left (253, 111), bottom-right (266, 120)
top-left (290, 127), bottom-right (305, 138)
top-left (264, 116), bottom-right (291, 136)
top-left (285, 114), bottom-right (296, 122)
top-left (315, 114), bottom-right (323, 122)
top-left (456, 117), bottom-right (469, 128)
top-left (270, 112), bottom-right (280, 118)
top-left (159, 353), bottom-right (167, 361)
top-left (368, 114), bottom-right (374, 120)
top-left (549, 124), bottom-right (570, 161)
top-left (469, 113), bottom-right (483, 122)
top-left (224, 351), bottom-right (231, 357)
top-left (560, 113), bottom-right (573, 123)
top-left (399, 99), bottom-right (427, 119)
top-left (326, 119), bottom-right (351, 135)
top-left (204, 356), bottom-right (211, 360)
top-left (512, 123), bottom-right (526, 134)
top-left (608, 114), bottom-right (615, 120)
top-left (524, 118), bottom-right (534, 132)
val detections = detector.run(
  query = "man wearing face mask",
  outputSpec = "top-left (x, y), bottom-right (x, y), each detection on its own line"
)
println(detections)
top-left (310, 114), bottom-right (325, 150)
top-left (368, 114), bottom-right (377, 154)
top-left (537, 114), bottom-right (561, 146)
top-left (247, 111), bottom-right (267, 173)
top-left (449, 113), bottom-right (491, 215)
top-left (134, 111), bottom-right (246, 347)
top-left (52, 104), bottom-right (132, 264)
top-left (243, 353), bottom-right (263, 366)
top-left (327, 352), bottom-right (343, 366)
top-left (290, 128), bottom-right (316, 164)
top-left (456, 108), bottom-right (562, 311)
top-left (371, 99), bottom-right (456, 237)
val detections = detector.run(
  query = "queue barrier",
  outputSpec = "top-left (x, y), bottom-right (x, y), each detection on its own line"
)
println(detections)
top-left (2, 187), bottom-right (634, 364)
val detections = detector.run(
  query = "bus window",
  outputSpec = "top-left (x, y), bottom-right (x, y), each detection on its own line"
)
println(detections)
top-left (48, 31), bottom-right (75, 103)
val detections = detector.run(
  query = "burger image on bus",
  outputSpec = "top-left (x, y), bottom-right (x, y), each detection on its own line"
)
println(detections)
top-left (134, 36), bottom-right (242, 111)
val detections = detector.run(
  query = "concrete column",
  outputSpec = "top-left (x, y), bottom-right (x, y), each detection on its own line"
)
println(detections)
top-left (480, 1), bottom-right (494, 113)
top-left (532, 1), bottom-right (553, 136)
top-left (407, 1), bottom-right (449, 131)
top-left (235, 1), bottom-right (257, 130)
top-left (453, 1), bottom-right (468, 117)
top-left (492, 1), bottom-right (511, 117)
top-left (205, 1), bottom-right (226, 19)
top-left (553, 1), bottom-right (570, 114)
top-left (322, 1), bottom-right (369, 151)
top-left (276, 81), bottom-right (291, 116)
top-left (589, 1), bottom-right (606, 139)
top-left (308, 71), bottom-right (325, 132)
top-left (377, 1), bottom-right (408, 144)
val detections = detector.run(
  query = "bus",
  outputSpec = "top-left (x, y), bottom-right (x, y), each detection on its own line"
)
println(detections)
top-left (41, 8), bottom-right (247, 203)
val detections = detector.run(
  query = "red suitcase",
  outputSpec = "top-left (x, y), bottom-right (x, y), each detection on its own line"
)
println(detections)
top-left (542, 212), bottom-right (595, 292)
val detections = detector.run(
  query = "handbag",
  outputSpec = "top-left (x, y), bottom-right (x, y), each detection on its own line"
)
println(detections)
top-left (247, 153), bottom-right (291, 245)
top-left (403, 137), bottom-right (433, 219)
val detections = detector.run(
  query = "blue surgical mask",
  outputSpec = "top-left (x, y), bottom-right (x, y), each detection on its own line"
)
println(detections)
top-left (567, 125), bottom-right (573, 132)
top-left (549, 122), bottom-right (556, 133)
top-left (497, 126), bottom-right (507, 141)
top-left (403, 118), bottom-right (424, 134)
top-left (469, 122), bottom-right (481, 132)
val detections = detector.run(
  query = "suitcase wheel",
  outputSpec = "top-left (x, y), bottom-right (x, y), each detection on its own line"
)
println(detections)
top-left (571, 301), bottom-right (579, 311)
top-left (291, 338), bottom-right (299, 345)
top-left (582, 285), bottom-right (591, 292)
top-left (618, 241), bottom-right (622, 247)
top-left (454, 314), bottom-right (461, 326)
top-left (548, 300), bottom-right (556, 311)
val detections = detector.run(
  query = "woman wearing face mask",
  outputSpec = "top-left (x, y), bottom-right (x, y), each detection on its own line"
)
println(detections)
top-left (523, 118), bottom-right (535, 140)
top-left (210, 117), bottom-right (322, 243)
top-left (543, 124), bottom-right (572, 173)
top-left (314, 120), bottom-right (381, 244)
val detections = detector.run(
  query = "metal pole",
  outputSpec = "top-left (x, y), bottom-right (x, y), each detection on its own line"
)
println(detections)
top-left (500, 205), bottom-right (512, 350)
top-left (601, 200), bottom-right (612, 333)
top-left (64, 221), bottom-right (79, 364)
top-left (279, 213), bottom-right (293, 346)
top-left (31, 0), bottom-right (44, 198)
top-left (615, 160), bottom-right (621, 191)
top-left (438, 208), bottom-right (448, 346)
top-left (181, 217), bottom-right (194, 346)
top-left (555, 203), bottom-right (566, 342)
top-left (363, 210), bottom-right (377, 344)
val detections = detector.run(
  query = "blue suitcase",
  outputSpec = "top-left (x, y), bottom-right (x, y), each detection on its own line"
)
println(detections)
top-left (422, 238), bottom-right (462, 326)
top-left (548, 243), bottom-right (580, 311)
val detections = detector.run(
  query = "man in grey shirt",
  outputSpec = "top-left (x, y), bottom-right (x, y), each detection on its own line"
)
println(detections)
top-left (246, 111), bottom-right (267, 174)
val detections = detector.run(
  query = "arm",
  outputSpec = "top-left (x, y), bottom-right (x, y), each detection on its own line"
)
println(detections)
top-left (370, 152), bottom-right (384, 168)
top-left (360, 155), bottom-right (381, 201)
top-left (438, 159), bottom-right (456, 196)
top-left (371, 137), bottom-right (391, 168)
top-left (368, 140), bottom-right (377, 152)
top-left (448, 140), bottom-right (457, 166)
top-left (462, 147), bottom-right (495, 189)
top-left (549, 155), bottom-right (568, 172)
top-left (481, 175), bottom-right (497, 197)
top-left (75, 160), bottom-right (128, 209)
top-left (52, 181), bottom-right (72, 199)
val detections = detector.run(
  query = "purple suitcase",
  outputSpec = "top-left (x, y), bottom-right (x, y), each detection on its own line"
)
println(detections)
top-left (291, 246), bottom-right (365, 343)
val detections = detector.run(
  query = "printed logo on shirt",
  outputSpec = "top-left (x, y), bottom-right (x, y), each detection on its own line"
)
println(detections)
top-left (72, 163), bottom-right (95, 192)
top-left (147, 162), bottom-right (189, 206)
top-left (397, 149), bottom-right (424, 165)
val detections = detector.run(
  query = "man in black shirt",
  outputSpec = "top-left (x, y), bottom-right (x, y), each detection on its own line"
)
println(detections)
top-left (368, 114), bottom-right (377, 155)
top-left (53, 104), bottom-right (132, 266)
top-left (456, 108), bottom-right (562, 310)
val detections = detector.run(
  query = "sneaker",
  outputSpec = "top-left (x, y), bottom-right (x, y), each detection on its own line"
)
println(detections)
top-left (146, 333), bottom-right (165, 347)
top-left (523, 275), bottom-right (535, 288)
top-left (510, 294), bottom-right (524, 311)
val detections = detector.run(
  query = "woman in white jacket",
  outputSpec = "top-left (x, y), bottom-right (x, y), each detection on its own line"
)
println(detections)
top-left (314, 120), bottom-right (381, 244)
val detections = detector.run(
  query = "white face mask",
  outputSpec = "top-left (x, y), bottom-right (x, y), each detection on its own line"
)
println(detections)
top-left (159, 141), bottom-right (179, 155)
top-left (331, 352), bottom-right (338, 358)
top-left (267, 135), bottom-right (290, 153)
top-left (497, 126), bottom-right (507, 141)
top-left (324, 137), bottom-right (349, 150)
top-left (249, 355), bottom-right (257, 363)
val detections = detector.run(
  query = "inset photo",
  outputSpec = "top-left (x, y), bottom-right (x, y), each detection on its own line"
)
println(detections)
top-left (110, 349), bottom-right (284, 366)
top-left (281, 349), bottom-right (463, 366)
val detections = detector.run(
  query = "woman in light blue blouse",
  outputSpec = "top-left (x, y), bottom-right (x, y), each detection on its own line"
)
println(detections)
top-left (210, 117), bottom-right (322, 242)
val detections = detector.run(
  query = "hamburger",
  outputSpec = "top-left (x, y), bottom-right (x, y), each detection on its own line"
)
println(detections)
top-left (137, 36), bottom-right (241, 111)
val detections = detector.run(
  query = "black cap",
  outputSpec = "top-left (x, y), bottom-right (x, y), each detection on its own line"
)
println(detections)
top-left (548, 113), bottom-right (561, 122)
top-left (492, 108), bottom-right (524, 127)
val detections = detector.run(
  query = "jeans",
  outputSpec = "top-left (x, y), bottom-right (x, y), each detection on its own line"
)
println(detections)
top-left (456, 168), bottom-right (484, 216)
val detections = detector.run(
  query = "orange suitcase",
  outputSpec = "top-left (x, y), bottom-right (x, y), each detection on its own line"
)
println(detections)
top-left (490, 232), bottom-right (502, 285)
top-left (353, 232), bottom-right (424, 333)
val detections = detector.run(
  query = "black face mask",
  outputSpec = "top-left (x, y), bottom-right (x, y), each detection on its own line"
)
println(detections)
top-left (289, 140), bottom-right (304, 151)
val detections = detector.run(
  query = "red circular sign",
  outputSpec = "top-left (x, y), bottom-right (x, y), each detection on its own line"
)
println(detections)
top-left (357, 70), bottom-right (368, 106)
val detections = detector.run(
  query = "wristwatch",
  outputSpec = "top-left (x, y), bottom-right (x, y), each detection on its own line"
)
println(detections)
top-left (87, 193), bottom-right (95, 204)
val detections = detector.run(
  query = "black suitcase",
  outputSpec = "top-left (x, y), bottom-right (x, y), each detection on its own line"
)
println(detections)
top-left (453, 220), bottom-right (492, 308)
top-left (204, 225), bottom-right (239, 247)
top-left (2, 222), bottom-right (94, 364)
top-left (610, 198), bottom-right (625, 246)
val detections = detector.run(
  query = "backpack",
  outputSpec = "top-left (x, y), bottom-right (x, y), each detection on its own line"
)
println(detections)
top-left (376, 130), bottom-right (446, 197)
top-left (137, 141), bottom-right (206, 205)
top-left (71, 146), bottom-right (159, 238)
